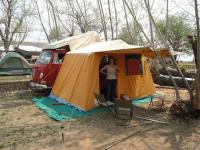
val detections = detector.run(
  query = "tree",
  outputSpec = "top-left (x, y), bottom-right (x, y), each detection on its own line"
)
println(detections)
top-left (0, 0), bottom-right (33, 52)
top-left (47, 0), bottom-right (59, 41)
top-left (119, 24), bottom-right (143, 45)
top-left (34, 0), bottom-right (51, 43)
top-left (48, 27), bottom-right (64, 42)
top-left (142, 0), bottom-right (192, 103)
top-left (59, 0), bottom-right (102, 34)
top-left (156, 15), bottom-right (194, 53)
top-left (34, 0), bottom-right (63, 43)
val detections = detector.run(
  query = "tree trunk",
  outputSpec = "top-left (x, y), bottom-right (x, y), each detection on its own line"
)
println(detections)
top-left (4, 42), bottom-right (10, 53)
top-left (113, 0), bottom-right (118, 39)
top-left (97, 0), bottom-right (108, 41)
top-left (152, 74), bottom-right (193, 88)
top-left (147, 0), bottom-right (154, 48)
top-left (193, 0), bottom-right (200, 109)
top-left (46, 0), bottom-right (53, 34)
top-left (122, 0), bottom-right (133, 43)
top-left (47, 0), bottom-right (59, 41)
top-left (165, 0), bottom-right (169, 45)
top-left (107, 0), bottom-right (114, 40)
top-left (34, 0), bottom-right (51, 43)
top-left (159, 68), bottom-right (196, 78)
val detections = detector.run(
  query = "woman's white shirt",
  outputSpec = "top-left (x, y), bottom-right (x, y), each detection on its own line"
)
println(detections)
top-left (106, 65), bottom-right (118, 80)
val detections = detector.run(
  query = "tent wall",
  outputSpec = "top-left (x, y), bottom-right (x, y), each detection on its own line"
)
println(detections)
top-left (114, 54), bottom-right (155, 98)
top-left (1, 57), bottom-right (31, 69)
top-left (52, 54), bottom-right (100, 110)
top-left (52, 53), bottom-right (155, 111)
top-left (0, 52), bottom-right (31, 68)
top-left (2, 58), bottom-right (22, 68)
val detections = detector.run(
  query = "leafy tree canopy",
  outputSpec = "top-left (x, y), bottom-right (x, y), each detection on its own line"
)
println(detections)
top-left (156, 15), bottom-right (194, 52)
top-left (119, 22), bottom-right (144, 45)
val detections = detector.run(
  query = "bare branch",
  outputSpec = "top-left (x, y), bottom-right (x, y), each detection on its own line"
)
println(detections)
top-left (34, 0), bottom-right (51, 43)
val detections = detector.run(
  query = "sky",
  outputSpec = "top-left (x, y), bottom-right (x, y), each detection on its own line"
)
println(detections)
top-left (25, 0), bottom-right (196, 43)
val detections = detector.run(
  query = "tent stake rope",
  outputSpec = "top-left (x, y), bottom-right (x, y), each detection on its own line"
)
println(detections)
top-left (104, 124), bottom-right (152, 150)
top-left (134, 116), bottom-right (169, 125)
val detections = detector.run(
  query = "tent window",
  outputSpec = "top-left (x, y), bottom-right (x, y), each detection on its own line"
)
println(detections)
top-left (125, 54), bottom-right (143, 75)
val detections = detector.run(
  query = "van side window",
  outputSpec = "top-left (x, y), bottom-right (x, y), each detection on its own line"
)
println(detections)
top-left (36, 51), bottom-right (52, 64)
top-left (52, 53), bottom-right (66, 63)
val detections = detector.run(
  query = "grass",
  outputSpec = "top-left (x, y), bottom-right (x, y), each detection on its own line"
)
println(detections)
top-left (0, 111), bottom-right (6, 116)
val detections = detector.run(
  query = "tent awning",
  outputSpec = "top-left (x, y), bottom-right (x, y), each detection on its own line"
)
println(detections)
top-left (69, 40), bottom-right (170, 58)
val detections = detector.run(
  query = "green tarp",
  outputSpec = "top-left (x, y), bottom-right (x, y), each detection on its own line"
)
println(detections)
top-left (32, 96), bottom-right (152, 121)
top-left (32, 97), bottom-right (104, 121)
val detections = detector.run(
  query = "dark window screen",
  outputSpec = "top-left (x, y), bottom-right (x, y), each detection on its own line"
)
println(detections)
top-left (125, 54), bottom-right (143, 75)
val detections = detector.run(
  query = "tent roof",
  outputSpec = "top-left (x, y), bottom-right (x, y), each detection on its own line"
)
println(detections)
top-left (69, 40), bottom-right (170, 58)
top-left (44, 31), bottom-right (101, 50)
top-left (0, 45), bottom-right (42, 52)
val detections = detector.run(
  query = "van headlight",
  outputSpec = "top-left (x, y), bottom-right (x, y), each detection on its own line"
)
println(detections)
top-left (39, 73), bottom-right (43, 79)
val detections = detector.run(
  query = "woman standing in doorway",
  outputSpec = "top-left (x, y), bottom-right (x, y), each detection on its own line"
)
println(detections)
top-left (100, 58), bottom-right (119, 102)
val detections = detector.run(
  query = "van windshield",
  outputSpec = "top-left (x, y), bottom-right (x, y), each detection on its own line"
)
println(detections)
top-left (36, 51), bottom-right (52, 64)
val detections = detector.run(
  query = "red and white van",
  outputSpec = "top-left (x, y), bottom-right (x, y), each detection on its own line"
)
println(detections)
top-left (31, 49), bottom-right (67, 91)
top-left (30, 31), bottom-right (100, 92)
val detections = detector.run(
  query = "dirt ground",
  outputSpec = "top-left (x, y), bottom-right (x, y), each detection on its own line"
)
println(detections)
top-left (0, 88), bottom-right (200, 150)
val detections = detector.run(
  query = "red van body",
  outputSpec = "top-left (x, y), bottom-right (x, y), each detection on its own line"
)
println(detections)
top-left (31, 49), bottom-right (66, 91)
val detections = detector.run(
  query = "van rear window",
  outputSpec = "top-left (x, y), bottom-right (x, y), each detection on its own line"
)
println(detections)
top-left (36, 51), bottom-right (52, 64)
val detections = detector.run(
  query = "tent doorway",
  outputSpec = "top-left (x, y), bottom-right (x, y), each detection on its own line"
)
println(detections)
top-left (99, 55), bottom-right (118, 101)
top-left (99, 55), bottom-right (109, 97)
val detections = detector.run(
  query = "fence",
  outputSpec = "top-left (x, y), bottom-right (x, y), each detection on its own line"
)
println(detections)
top-left (178, 62), bottom-right (196, 73)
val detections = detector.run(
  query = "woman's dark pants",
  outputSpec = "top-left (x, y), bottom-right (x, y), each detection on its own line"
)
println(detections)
top-left (107, 79), bottom-right (116, 102)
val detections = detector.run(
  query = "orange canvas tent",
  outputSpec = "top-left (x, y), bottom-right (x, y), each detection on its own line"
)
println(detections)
top-left (51, 40), bottom-right (169, 111)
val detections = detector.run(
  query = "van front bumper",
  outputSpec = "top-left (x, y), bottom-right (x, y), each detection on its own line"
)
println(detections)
top-left (30, 82), bottom-right (52, 91)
